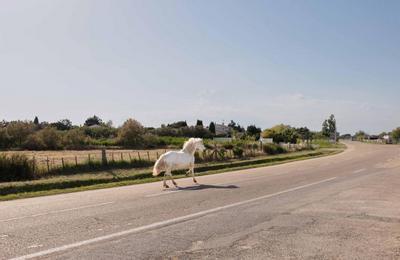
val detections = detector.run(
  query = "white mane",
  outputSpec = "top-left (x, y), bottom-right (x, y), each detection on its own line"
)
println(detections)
top-left (181, 138), bottom-right (201, 154)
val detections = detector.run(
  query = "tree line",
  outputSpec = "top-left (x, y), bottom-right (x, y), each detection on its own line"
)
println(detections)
top-left (0, 114), bottom-right (343, 151)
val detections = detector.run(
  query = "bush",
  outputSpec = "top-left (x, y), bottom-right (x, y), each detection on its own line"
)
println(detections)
top-left (263, 144), bottom-right (286, 155)
top-left (118, 119), bottom-right (145, 148)
top-left (233, 147), bottom-right (244, 158)
top-left (0, 128), bottom-right (11, 149)
top-left (5, 121), bottom-right (36, 147)
top-left (83, 126), bottom-right (117, 139)
top-left (38, 128), bottom-right (63, 150)
top-left (23, 128), bottom-right (63, 150)
top-left (157, 136), bottom-right (186, 147)
top-left (223, 143), bottom-right (234, 150)
top-left (142, 133), bottom-right (165, 148)
top-left (0, 154), bottom-right (36, 182)
top-left (23, 134), bottom-right (46, 150)
top-left (63, 128), bottom-right (87, 149)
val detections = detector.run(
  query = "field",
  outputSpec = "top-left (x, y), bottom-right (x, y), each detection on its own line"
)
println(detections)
top-left (0, 149), bottom-right (172, 171)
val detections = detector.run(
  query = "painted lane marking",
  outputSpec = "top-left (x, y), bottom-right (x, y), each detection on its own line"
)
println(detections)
top-left (0, 202), bottom-right (114, 223)
top-left (10, 177), bottom-right (337, 260)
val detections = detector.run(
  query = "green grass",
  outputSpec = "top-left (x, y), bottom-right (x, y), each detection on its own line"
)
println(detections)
top-left (312, 139), bottom-right (346, 149)
top-left (0, 148), bottom-right (344, 201)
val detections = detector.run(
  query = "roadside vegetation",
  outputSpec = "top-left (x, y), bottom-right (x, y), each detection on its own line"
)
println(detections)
top-left (0, 114), bottom-right (344, 185)
top-left (349, 127), bottom-right (400, 144)
top-left (0, 148), bottom-right (343, 201)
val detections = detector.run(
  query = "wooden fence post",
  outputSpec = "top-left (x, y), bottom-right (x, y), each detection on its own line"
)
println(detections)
top-left (156, 152), bottom-right (159, 159)
top-left (147, 151), bottom-right (150, 161)
top-left (111, 152), bottom-right (115, 162)
top-left (46, 157), bottom-right (50, 173)
top-left (88, 154), bottom-right (91, 164)
top-left (75, 156), bottom-right (78, 167)
top-left (101, 149), bottom-right (107, 165)
top-left (61, 157), bottom-right (65, 169)
top-left (120, 153), bottom-right (123, 161)
top-left (32, 156), bottom-right (36, 174)
top-left (137, 152), bottom-right (141, 161)
top-left (128, 153), bottom-right (132, 162)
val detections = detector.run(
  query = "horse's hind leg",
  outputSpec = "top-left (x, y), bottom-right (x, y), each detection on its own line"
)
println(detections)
top-left (190, 167), bottom-right (198, 184)
top-left (166, 169), bottom-right (178, 187)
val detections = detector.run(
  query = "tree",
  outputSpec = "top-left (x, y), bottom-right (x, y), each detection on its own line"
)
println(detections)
top-left (354, 130), bottom-right (367, 141)
top-left (167, 121), bottom-right (188, 128)
top-left (38, 127), bottom-right (63, 150)
top-left (51, 119), bottom-right (73, 131)
top-left (246, 125), bottom-right (262, 139)
top-left (63, 128), bottom-right (86, 149)
top-left (209, 122), bottom-right (216, 134)
top-left (322, 114), bottom-right (337, 142)
top-left (84, 115), bottom-right (103, 126)
top-left (0, 128), bottom-right (11, 148)
top-left (6, 121), bottom-right (35, 147)
top-left (33, 116), bottom-right (39, 125)
top-left (262, 124), bottom-right (298, 144)
top-left (228, 120), bottom-right (245, 132)
top-left (296, 127), bottom-right (312, 143)
top-left (196, 120), bottom-right (203, 128)
top-left (391, 127), bottom-right (400, 143)
top-left (118, 119), bottom-right (145, 147)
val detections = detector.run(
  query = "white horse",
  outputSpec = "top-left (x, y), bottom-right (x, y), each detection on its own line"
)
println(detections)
top-left (153, 138), bottom-right (205, 188)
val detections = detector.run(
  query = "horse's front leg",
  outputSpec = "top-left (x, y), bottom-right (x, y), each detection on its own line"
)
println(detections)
top-left (163, 172), bottom-right (169, 189)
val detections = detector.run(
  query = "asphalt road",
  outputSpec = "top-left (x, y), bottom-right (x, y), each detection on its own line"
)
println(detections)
top-left (1, 142), bottom-right (400, 259)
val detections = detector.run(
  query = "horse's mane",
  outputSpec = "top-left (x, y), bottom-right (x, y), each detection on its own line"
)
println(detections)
top-left (182, 138), bottom-right (198, 154)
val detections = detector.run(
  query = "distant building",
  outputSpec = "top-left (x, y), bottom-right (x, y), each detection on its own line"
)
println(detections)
top-left (383, 135), bottom-right (392, 144)
top-left (215, 123), bottom-right (231, 136)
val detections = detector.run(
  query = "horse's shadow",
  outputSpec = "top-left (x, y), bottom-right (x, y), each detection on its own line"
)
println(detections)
top-left (174, 184), bottom-right (239, 191)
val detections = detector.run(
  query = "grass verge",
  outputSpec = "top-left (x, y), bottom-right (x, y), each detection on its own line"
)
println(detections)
top-left (0, 148), bottom-right (344, 201)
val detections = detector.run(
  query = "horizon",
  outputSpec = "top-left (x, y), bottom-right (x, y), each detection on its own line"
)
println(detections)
top-left (1, 1), bottom-right (399, 134)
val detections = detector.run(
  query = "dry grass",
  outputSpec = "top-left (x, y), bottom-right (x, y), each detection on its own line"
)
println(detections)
top-left (0, 149), bottom-right (172, 169)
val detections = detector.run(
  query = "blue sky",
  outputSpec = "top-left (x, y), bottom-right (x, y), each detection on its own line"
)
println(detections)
top-left (1, 0), bottom-right (399, 134)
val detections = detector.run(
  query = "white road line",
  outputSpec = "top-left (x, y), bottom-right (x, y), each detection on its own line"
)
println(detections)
top-left (10, 177), bottom-right (337, 260)
top-left (0, 202), bottom-right (114, 223)
top-left (353, 168), bottom-right (366, 174)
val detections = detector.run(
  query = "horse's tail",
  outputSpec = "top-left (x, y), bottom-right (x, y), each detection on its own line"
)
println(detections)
top-left (153, 155), bottom-right (166, 176)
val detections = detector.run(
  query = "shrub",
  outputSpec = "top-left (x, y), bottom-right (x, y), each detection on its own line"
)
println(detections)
top-left (5, 121), bottom-right (36, 147)
top-left (223, 143), bottom-right (234, 150)
top-left (157, 136), bottom-right (186, 147)
top-left (118, 119), bottom-right (145, 148)
top-left (39, 128), bottom-right (63, 150)
top-left (0, 128), bottom-right (11, 149)
top-left (263, 143), bottom-right (287, 155)
top-left (83, 126), bottom-right (117, 139)
top-left (233, 147), bottom-right (244, 158)
top-left (23, 134), bottom-right (46, 150)
top-left (0, 154), bottom-right (36, 182)
top-left (63, 128), bottom-right (87, 149)
top-left (142, 133), bottom-right (165, 148)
